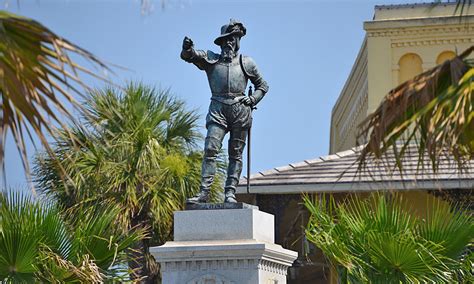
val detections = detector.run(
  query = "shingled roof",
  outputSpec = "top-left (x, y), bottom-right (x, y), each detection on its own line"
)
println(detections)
top-left (236, 146), bottom-right (474, 194)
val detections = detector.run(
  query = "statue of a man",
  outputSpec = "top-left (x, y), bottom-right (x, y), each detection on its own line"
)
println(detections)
top-left (181, 19), bottom-right (269, 203)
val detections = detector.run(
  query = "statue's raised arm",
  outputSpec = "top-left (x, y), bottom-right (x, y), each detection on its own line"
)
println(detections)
top-left (181, 19), bottom-right (268, 204)
top-left (180, 36), bottom-right (218, 71)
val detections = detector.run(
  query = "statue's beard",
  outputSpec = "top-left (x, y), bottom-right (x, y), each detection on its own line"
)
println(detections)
top-left (221, 45), bottom-right (236, 62)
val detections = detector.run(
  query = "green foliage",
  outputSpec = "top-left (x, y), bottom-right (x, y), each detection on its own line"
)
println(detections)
top-left (0, 190), bottom-right (144, 283)
top-left (0, 11), bottom-right (111, 181)
top-left (35, 83), bottom-right (223, 238)
top-left (358, 46), bottom-right (473, 172)
top-left (34, 83), bottom-right (225, 279)
top-left (304, 193), bottom-right (474, 283)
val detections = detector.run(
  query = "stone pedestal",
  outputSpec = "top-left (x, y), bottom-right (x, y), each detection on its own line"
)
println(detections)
top-left (151, 203), bottom-right (297, 284)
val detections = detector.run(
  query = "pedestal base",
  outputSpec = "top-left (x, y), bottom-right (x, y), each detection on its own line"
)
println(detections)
top-left (152, 240), bottom-right (296, 283)
top-left (150, 204), bottom-right (297, 284)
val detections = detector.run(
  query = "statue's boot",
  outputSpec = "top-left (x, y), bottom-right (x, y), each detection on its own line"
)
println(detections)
top-left (186, 189), bottom-right (210, 204)
top-left (224, 188), bottom-right (237, 203)
top-left (189, 128), bottom-right (223, 204)
top-left (225, 134), bottom-right (246, 204)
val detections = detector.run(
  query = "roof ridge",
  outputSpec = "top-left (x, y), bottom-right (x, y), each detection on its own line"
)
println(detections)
top-left (247, 147), bottom-right (361, 179)
top-left (375, 2), bottom-right (456, 10)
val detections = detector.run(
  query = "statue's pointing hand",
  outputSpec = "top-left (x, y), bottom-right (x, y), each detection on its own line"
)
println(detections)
top-left (182, 36), bottom-right (194, 50)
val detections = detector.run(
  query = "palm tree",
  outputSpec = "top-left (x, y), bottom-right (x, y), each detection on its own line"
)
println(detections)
top-left (34, 82), bottom-right (225, 283)
top-left (0, 11), bottom-right (111, 181)
top-left (357, 46), bottom-right (473, 171)
top-left (356, 1), bottom-right (473, 170)
top-left (0, 190), bottom-right (144, 283)
top-left (304, 193), bottom-right (473, 283)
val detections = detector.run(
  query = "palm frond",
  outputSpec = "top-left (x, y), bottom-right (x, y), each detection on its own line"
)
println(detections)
top-left (0, 190), bottom-right (144, 283)
top-left (304, 193), bottom-right (474, 283)
top-left (34, 82), bottom-right (225, 280)
top-left (0, 11), bottom-right (111, 182)
top-left (357, 46), bottom-right (474, 172)
top-left (455, 0), bottom-right (473, 16)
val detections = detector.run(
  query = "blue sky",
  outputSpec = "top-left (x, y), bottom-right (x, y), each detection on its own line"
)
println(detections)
top-left (4, 0), bottom-right (416, 188)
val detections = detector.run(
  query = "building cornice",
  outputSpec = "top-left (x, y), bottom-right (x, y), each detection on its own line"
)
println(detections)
top-left (374, 2), bottom-right (458, 10)
top-left (236, 179), bottom-right (474, 195)
top-left (365, 16), bottom-right (474, 37)
top-left (391, 37), bottom-right (473, 48)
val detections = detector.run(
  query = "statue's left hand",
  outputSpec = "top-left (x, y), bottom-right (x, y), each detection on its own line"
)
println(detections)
top-left (237, 96), bottom-right (254, 106)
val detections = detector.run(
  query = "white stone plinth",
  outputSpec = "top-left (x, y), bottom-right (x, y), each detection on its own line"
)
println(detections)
top-left (174, 208), bottom-right (274, 243)
top-left (151, 207), bottom-right (297, 284)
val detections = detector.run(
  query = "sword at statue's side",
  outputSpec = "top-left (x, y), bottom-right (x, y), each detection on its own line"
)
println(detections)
top-left (247, 86), bottom-right (253, 194)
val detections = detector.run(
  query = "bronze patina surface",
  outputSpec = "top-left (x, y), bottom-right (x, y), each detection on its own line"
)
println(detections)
top-left (181, 19), bottom-right (268, 204)
top-left (185, 202), bottom-right (258, 210)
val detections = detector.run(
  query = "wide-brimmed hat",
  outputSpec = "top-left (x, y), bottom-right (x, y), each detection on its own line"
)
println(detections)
top-left (214, 19), bottom-right (246, 46)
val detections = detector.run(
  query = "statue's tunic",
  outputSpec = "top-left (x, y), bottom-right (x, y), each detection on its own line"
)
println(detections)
top-left (181, 50), bottom-right (268, 130)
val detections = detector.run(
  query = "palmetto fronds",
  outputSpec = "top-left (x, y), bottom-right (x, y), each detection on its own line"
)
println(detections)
top-left (0, 190), bottom-right (144, 283)
top-left (454, 0), bottom-right (473, 16)
top-left (34, 83), bottom-right (225, 281)
top-left (35, 83), bottom-right (221, 230)
top-left (304, 193), bottom-right (473, 283)
top-left (0, 11), bottom-right (110, 179)
top-left (357, 46), bottom-right (474, 171)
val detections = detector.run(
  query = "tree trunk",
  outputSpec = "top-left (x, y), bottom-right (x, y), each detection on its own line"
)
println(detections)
top-left (129, 217), bottom-right (161, 283)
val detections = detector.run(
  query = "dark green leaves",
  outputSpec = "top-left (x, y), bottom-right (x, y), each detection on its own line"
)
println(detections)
top-left (304, 193), bottom-right (474, 283)
top-left (0, 191), bottom-right (144, 282)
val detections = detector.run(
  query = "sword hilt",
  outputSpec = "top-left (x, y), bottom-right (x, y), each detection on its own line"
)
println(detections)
top-left (248, 86), bottom-right (257, 110)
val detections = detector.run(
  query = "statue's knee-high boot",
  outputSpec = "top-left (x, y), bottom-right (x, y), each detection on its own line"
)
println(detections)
top-left (187, 135), bottom-right (222, 204)
top-left (225, 136), bottom-right (246, 203)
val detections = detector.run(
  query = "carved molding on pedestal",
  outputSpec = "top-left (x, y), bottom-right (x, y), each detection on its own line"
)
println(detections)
top-left (161, 258), bottom-right (289, 276)
top-left (258, 259), bottom-right (289, 276)
top-left (161, 259), bottom-right (259, 272)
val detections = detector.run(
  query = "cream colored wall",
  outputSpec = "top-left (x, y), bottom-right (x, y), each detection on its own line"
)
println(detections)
top-left (400, 191), bottom-right (451, 219)
top-left (366, 35), bottom-right (393, 115)
top-left (330, 3), bottom-right (474, 153)
top-left (330, 39), bottom-right (368, 154)
top-left (367, 20), bottom-right (474, 115)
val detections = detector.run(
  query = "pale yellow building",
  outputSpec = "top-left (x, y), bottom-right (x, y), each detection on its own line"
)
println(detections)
top-left (330, 2), bottom-right (474, 153)
top-left (237, 3), bottom-right (474, 283)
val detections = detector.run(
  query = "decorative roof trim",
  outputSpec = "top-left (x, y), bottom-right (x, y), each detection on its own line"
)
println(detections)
top-left (236, 179), bottom-right (474, 195)
top-left (238, 145), bottom-right (474, 194)
top-left (364, 17), bottom-right (474, 36)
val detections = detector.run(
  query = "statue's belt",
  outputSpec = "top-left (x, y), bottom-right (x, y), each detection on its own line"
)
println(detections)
top-left (211, 92), bottom-right (246, 105)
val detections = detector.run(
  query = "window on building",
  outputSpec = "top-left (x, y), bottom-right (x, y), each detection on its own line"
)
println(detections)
top-left (436, 50), bottom-right (456, 65)
top-left (398, 53), bottom-right (423, 84)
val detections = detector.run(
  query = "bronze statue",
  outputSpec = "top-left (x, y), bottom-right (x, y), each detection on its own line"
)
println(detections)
top-left (181, 19), bottom-right (268, 203)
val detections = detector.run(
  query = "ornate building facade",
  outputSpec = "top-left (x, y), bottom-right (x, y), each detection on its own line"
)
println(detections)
top-left (330, 3), bottom-right (474, 153)
top-left (238, 3), bottom-right (474, 283)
